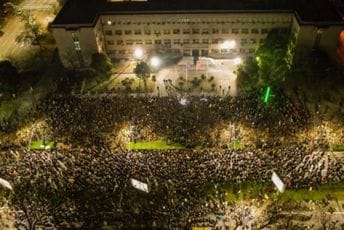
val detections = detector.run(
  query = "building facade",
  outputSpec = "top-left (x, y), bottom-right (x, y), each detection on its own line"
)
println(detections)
top-left (50, 0), bottom-right (343, 66)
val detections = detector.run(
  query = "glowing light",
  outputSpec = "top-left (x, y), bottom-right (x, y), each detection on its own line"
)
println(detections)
top-left (264, 86), bottom-right (271, 104)
top-left (222, 40), bottom-right (236, 49)
top-left (134, 48), bottom-right (144, 59)
top-left (150, 56), bottom-right (161, 67)
top-left (233, 57), bottom-right (242, 65)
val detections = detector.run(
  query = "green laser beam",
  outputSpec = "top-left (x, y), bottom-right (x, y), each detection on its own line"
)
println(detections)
top-left (264, 86), bottom-right (271, 103)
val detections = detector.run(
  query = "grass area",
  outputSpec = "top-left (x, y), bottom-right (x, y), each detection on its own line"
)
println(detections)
top-left (29, 140), bottom-right (55, 150)
top-left (228, 140), bottom-right (243, 150)
top-left (330, 144), bottom-right (344, 152)
top-left (207, 182), bottom-right (344, 201)
top-left (127, 140), bottom-right (184, 150)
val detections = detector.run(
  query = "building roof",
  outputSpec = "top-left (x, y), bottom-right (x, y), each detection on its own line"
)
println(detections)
top-left (51, 0), bottom-right (343, 27)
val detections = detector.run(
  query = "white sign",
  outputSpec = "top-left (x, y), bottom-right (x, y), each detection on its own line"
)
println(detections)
top-left (130, 178), bottom-right (149, 193)
top-left (271, 171), bottom-right (286, 193)
top-left (0, 178), bottom-right (13, 191)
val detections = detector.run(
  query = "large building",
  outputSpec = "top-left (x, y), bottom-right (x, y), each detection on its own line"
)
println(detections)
top-left (50, 0), bottom-right (343, 66)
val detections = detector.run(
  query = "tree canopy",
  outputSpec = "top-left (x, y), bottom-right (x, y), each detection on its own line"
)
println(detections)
top-left (134, 61), bottom-right (151, 90)
top-left (0, 60), bottom-right (19, 93)
top-left (90, 53), bottom-right (112, 76)
top-left (237, 28), bottom-right (292, 92)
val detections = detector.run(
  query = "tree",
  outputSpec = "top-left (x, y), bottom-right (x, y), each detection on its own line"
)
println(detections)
top-left (237, 28), bottom-right (292, 92)
top-left (18, 12), bottom-right (42, 48)
top-left (90, 53), bottom-right (112, 76)
top-left (134, 61), bottom-right (151, 91)
top-left (0, 60), bottom-right (19, 93)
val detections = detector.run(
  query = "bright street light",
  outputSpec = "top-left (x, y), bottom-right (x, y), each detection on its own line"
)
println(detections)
top-left (222, 40), bottom-right (236, 49)
top-left (234, 57), bottom-right (242, 65)
top-left (150, 56), bottom-right (161, 67)
top-left (134, 48), bottom-right (144, 59)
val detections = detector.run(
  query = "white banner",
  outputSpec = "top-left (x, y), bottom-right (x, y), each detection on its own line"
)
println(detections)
top-left (130, 178), bottom-right (149, 193)
top-left (271, 171), bottom-right (286, 193)
top-left (0, 178), bottom-right (13, 191)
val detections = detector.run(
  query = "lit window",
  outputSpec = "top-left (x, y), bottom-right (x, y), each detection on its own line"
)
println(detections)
top-left (73, 41), bottom-right (81, 51)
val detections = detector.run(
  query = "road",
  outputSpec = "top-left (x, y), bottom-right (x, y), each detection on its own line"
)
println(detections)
top-left (0, 0), bottom-right (57, 60)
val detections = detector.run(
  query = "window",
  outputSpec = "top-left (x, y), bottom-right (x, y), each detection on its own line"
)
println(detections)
top-left (125, 30), bottom-right (132, 35)
top-left (202, 29), bottom-right (209, 34)
top-left (248, 48), bottom-right (255, 53)
top-left (251, 28), bottom-right (259, 34)
top-left (183, 39), bottom-right (190, 44)
top-left (211, 39), bottom-right (218, 44)
top-left (192, 39), bottom-right (199, 44)
top-left (202, 39), bottom-right (209, 44)
top-left (144, 29), bottom-right (151, 35)
top-left (173, 29), bottom-right (180, 34)
top-left (261, 28), bottom-right (269, 34)
top-left (212, 28), bottom-right (219, 34)
top-left (183, 29), bottom-right (190, 34)
top-left (164, 39), bottom-right (171, 45)
top-left (154, 30), bottom-right (160, 35)
top-left (211, 49), bottom-right (219, 54)
top-left (117, 40), bottom-right (124, 45)
top-left (183, 49), bottom-right (191, 56)
top-left (73, 41), bottom-right (81, 51)
top-left (222, 28), bottom-right (229, 34)
top-left (145, 39), bottom-right (152, 45)
top-left (232, 28), bottom-right (239, 34)
top-left (134, 29), bottom-right (141, 35)
top-left (241, 29), bottom-right (248, 34)
top-left (107, 40), bottom-right (114, 45)
top-left (260, 39), bottom-right (264, 44)
top-left (136, 40), bottom-right (143, 44)
top-left (72, 33), bottom-right (81, 51)
top-left (115, 30), bottom-right (122, 35)
top-left (239, 48), bottom-right (245, 53)
top-left (163, 29), bottom-right (170, 34)
top-left (250, 38), bottom-right (256, 44)
top-left (240, 39), bottom-right (247, 45)
top-left (126, 40), bottom-right (134, 45)
top-left (221, 49), bottom-right (228, 54)
top-left (173, 39), bottom-right (180, 44)
top-left (155, 39), bottom-right (161, 44)
top-left (105, 30), bottom-right (112, 36)
top-left (192, 28), bottom-right (200, 34)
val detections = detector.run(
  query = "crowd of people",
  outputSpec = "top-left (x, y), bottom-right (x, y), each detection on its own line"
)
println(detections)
top-left (38, 90), bottom-right (308, 149)
top-left (0, 91), bottom-right (342, 228)
top-left (1, 143), bottom-right (343, 228)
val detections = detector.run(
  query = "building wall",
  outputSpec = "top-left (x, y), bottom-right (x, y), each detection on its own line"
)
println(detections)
top-left (52, 11), bottom-right (342, 66)
top-left (291, 17), bottom-right (342, 61)
top-left (99, 13), bottom-right (293, 60)
top-left (52, 26), bottom-right (99, 67)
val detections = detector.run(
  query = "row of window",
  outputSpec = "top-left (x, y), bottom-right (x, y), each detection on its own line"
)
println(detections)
top-left (104, 28), bottom-right (272, 36)
top-left (107, 38), bottom-right (264, 46)
top-left (108, 48), bottom-right (256, 55)
top-left (105, 17), bottom-right (292, 26)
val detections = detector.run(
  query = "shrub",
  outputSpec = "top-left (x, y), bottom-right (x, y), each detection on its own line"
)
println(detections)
top-left (151, 75), bottom-right (156, 82)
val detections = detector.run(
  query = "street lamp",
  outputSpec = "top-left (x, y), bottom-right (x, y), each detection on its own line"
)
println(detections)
top-left (234, 57), bottom-right (242, 65)
top-left (222, 40), bottom-right (236, 49)
top-left (134, 48), bottom-right (144, 60)
top-left (150, 56), bottom-right (161, 68)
